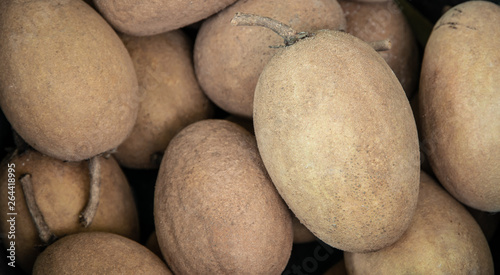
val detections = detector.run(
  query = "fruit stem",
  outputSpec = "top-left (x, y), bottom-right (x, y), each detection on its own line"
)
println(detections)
top-left (368, 39), bottom-right (392, 51)
top-left (231, 12), bottom-right (312, 47)
top-left (79, 156), bottom-right (102, 228)
top-left (20, 174), bottom-right (57, 244)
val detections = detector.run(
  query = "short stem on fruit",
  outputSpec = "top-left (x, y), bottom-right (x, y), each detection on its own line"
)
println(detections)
top-left (368, 39), bottom-right (392, 51)
top-left (231, 12), bottom-right (312, 46)
top-left (79, 156), bottom-right (102, 228)
top-left (20, 174), bottom-right (57, 244)
top-left (102, 148), bottom-right (116, 159)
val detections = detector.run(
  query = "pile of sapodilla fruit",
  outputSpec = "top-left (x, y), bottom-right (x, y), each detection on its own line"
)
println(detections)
top-left (0, 0), bottom-right (498, 274)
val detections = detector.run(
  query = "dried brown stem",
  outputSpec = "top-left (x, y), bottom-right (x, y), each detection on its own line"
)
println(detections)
top-left (20, 174), bottom-right (57, 244)
top-left (231, 12), bottom-right (312, 46)
top-left (368, 39), bottom-right (392, 51)
top-left (79, 156), bottom-right (102, 227)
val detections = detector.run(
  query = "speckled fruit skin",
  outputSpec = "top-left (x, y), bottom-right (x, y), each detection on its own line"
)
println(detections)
top-left (154, 119), bottom-right (293, 274)
top-left (419, 1), bottom-right (500, 212)
top-left (0, 150), bottom-right (139, 273)
top-left (0, 0), bottom-right (139, 162)
top-left (32, 232), bottom-right (172, 275)
top-left (114, 30), bottom-right (213, 169)
top-left (194, 0), bottom-right (346, 118)
top-left (345, 172), bottom-right (494, 275)
top-left (339, 0), bottom-right (419, 97)
top-left (254, 30), bottom-right (420, 253)
top-left (94, 0), bottom-right (238, 36)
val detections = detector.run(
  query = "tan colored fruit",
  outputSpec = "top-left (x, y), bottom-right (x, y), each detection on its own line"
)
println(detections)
top-left (0, 150), bottom-right (139, 273)
top-left (32, 232), bottom-right (171, 274)
top-left (194, 0), bottom-right (346, 118)
top-left (115, 30), bottom-right (213, 169)
top-left (154, 119), bottom-right (293, 274)
top-left (93, 0), bottom-right (238, 36)
top-left (419, 1), bottom-right (500, 212)
top-left (253, 28), bottom-right (420, 252)
top-left (0, 0), bottom-right (139, 162)
top-left (345, 172), bottom-right (494, 274)
top-left (339, 0), bottom-right (419, 97)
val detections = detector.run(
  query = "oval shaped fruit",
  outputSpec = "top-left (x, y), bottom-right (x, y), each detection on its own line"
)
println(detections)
top-left (339, 0), bottom-right (419, 97)
top-left (115, 30), bottom-right (213, 169)
top-left (154, 119), bottom-right (293, 274)
top-left (32, 232), bottom-right (171, 275)
top-left (194, 0), bottom-right (346, 118)
top-left (0, 0), bottom-right (139, 162)
top-left (344, 172), bottom-right (494, 274)
top-left (94, 0), bottom-right (238, 36)
top-left (0, 150), bottom-right (139, 273)
top-left (419, 1), bottom-right (500, 212)
top-left (254, 30), bottom-right (420, 252)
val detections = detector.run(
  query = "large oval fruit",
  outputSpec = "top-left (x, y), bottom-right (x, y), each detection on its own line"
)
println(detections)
top-left (115, 30), bottom-right (213, 169)
top-left (154, 119), bottom-right (293, 274)
top-left (254, 29), bottom-right (420, 252)
top-left (419, 1), bottom-right (500, 212)
top-left (94, 0), bottom-right (237, 36)
top-left (345, 172), bottom-right (494, 274)
top-left (32, 232), bottom-right (171, 275)
top-left (0, 0), bottom-right (139, 161)
top-left (0, 150), bottom-right (139, 273)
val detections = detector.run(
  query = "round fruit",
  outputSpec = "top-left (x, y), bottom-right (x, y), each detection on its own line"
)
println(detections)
top-left (32, 232), bottom-right (171, 274)
top-left (0, 150), bottom-right (139, 273)
top-left (115, 30), bottom-right (213, 169)
top-left (419, 1), bottom-right (500, 212)
top-left (251, 19), bottom-right (420, 252)
top-left (94, 0), bottom-right (238, 36)
top-left (0, 0), bottom-right (139, 162)
top-left (345, 172), bottom-right (494, 274)
top-left (155, 119), bottom-right (293, 274)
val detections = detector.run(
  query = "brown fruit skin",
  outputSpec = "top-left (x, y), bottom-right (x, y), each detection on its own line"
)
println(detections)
top-left (32, 232), bottom-right (171, 275)
top-left (154, 119), bottom-right (293, 274)
top-left (93, 0), bottom-right (237, 36)
top-left (345, 172), bottom-right (494, 275)
top-left (0, 0), bottom-right (139, 162)
top-left (339, 0), bottom-right (419, 97)
top-left (194, 0), bottom-right (346, 118)
top-left (114, 30), bottom-right (213, 169)
top-left (254, 30), bottom-right (420, 253)
top-left (0, 150), bottom-right (140, 273)
top-left (419, 1), bottom-right (500, 212)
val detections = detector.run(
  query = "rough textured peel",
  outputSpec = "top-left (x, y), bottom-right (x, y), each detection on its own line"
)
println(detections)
top-left (254, 30), bottom-right (420, 252)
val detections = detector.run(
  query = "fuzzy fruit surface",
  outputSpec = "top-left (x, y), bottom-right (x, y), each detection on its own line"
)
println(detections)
top-left (254, 30), bottom-right (420, 253)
